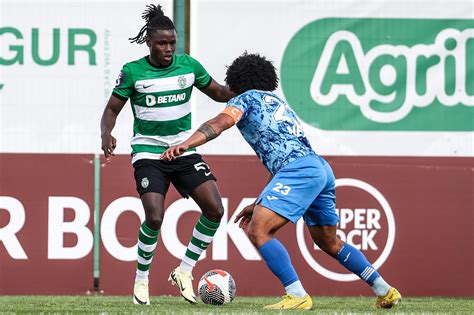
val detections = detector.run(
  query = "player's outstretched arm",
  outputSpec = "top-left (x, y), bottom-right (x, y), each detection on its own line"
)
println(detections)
top-left (161, 111), bottom-right (237, 161)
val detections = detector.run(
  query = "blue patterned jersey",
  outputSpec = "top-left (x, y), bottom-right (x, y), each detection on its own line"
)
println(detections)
top-left (226, 90), bottom-right (315, 175)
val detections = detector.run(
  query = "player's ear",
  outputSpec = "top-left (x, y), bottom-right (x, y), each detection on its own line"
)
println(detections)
top-left (146, 36), bottom-right (151, 47)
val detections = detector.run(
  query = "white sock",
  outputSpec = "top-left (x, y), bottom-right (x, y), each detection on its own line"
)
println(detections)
top-left (179, 260), bottom-right (194, 273)
top-left (285, 280), bottom-right (307, 298)
top-left (135, 270), bottom-right (149, 282)
top-left (372, 276), bottom-right (390, 296)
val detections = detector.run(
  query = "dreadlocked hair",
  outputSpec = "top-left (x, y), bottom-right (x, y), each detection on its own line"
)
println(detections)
top-left (225, 52), bottom-right (279, 94)
top-left (129, 4), bottom-right (176, 44)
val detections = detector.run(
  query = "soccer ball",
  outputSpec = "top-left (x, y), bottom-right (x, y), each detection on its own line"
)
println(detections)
top-left (198, 269), bottom-right (236, 305)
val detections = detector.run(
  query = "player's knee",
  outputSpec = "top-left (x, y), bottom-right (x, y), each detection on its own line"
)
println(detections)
top-left (214, 203), bottom-right (225, 220)
top-left (247, 225), bottom-right (268, 247)
top-left (145, 215), bottom-right (163, 230)
top-left (204, 203), bottom-right (224, 222)
top-left (246, 227), bottom-right (259, 246)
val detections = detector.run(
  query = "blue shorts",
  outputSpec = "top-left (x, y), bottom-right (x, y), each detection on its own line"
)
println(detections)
top-left (256, 154), bottom-right (339, 226)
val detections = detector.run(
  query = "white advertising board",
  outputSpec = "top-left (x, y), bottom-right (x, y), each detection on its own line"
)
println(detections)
top-left (191, 0), bottom-right (473, 157)
top-left (1, 0), bottom-right (472, 156)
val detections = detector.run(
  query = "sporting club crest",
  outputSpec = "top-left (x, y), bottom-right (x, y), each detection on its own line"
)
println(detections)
top-left (178, 75), bottom-right (187, 88)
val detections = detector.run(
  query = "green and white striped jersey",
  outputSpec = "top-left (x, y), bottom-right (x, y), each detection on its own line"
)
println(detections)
top-left (113, 54), bottom-right (212, 163)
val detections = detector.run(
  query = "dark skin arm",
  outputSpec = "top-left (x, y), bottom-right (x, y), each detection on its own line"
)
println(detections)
top-left (160, 113), bottom-right (236, 160)
top-left (100, 94), bottom-right (127, 161)
top-left (200, 78), bottom-right (236, 102)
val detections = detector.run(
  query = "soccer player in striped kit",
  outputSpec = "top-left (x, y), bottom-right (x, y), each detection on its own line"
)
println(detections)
top-left (100, 4), bottom-right (234, 305)
top-left (161, 52), bottom-right (402, 310)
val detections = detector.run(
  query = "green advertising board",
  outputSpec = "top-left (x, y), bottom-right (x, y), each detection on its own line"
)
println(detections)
top-left (281, 18), bottom-right (473, 131)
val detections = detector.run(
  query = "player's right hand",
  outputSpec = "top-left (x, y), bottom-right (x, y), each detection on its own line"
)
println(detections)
top-left (234, 203), bottom-right (255, 229)
top-left (101, 134), bottom-right (117, 162)
top-left (161, 144), bottom-right (189, 161)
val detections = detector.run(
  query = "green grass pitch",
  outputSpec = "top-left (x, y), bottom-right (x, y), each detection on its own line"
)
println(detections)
top-left (0, 296), bottom-right (472, 314)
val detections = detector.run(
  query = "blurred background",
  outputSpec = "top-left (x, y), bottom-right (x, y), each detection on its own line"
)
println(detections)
top-left (0, 0), bottom-right (473, 297)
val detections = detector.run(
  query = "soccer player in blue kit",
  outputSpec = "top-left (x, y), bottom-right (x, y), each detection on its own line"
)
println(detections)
top-left (161, 52), bottom-right (401, 310)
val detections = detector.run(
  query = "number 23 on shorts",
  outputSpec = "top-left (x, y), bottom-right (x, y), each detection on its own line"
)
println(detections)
top-left (272, 182), bottom-right (291, 195)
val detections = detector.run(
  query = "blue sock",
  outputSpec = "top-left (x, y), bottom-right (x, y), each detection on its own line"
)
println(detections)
top-left (259, 238), bottom-right (299, 287)
top-left (336, 243), bottom-right (380, 285)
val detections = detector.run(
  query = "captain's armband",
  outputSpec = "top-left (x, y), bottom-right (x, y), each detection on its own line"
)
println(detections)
top-left (221, 106), bottom-right (243, 123)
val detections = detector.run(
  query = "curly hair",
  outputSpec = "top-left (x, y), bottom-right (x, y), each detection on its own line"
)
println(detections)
top-left (129, 4), bottom-right (175, 44)
top-left (225, 52), bottom-right (279, 94)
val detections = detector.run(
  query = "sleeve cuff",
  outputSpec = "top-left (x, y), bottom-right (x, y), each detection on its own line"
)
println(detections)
top-left (112, 92), bottom-right (128, 102)
top-left (198, 76), bottom-right (213, 90)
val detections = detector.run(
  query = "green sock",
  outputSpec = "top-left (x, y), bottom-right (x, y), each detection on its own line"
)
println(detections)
top-left (135, 222), bottom-right (159, 281)
top-left (180, 215), bottom-right (220, 272)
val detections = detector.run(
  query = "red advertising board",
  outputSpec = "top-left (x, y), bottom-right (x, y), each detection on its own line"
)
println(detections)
top-left (0, 154), bottom-right (94, 294)
top-left (1, 154), bottom-right (473, 296)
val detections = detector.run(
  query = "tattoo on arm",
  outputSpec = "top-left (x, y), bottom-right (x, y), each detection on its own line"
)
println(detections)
top-left (197, 123), bottom-right (218, 141)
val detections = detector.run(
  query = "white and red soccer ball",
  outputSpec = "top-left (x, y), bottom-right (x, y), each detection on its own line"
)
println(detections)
top-left (198, 269), bottom-right (236, 305)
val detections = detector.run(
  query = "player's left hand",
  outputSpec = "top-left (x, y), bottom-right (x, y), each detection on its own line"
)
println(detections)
top-left (161, 144), bottom-right (189, 161)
